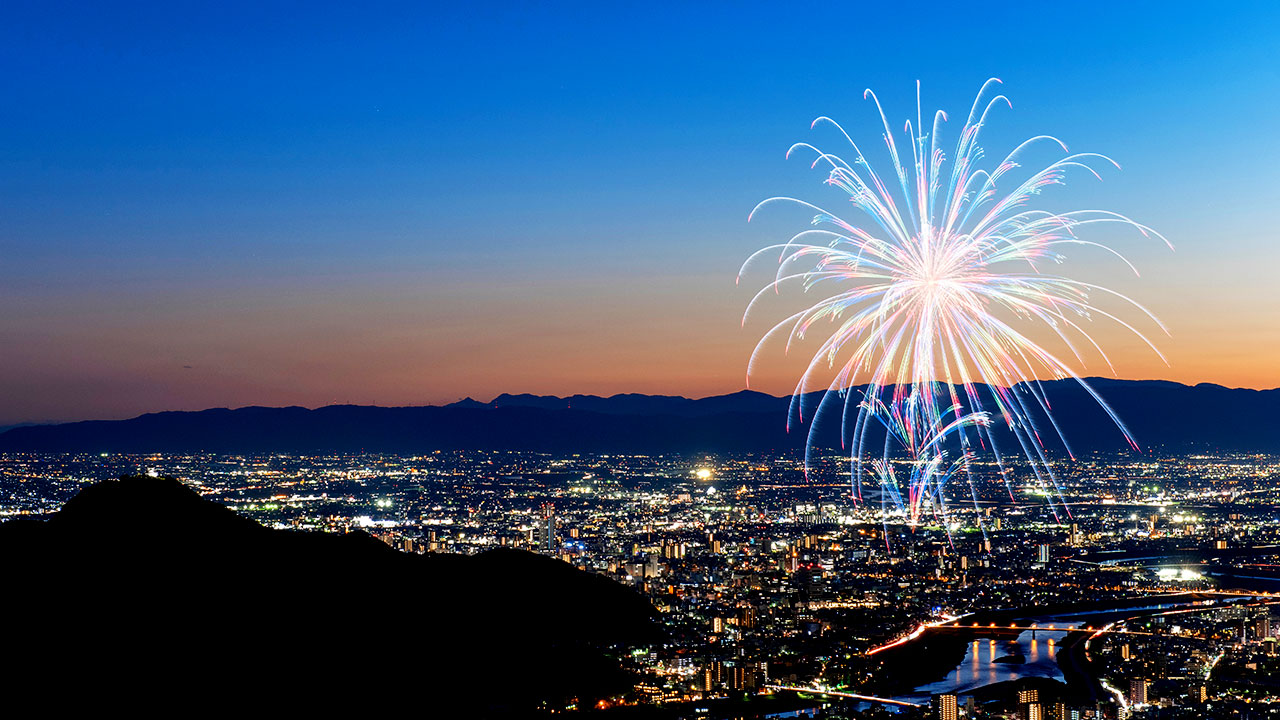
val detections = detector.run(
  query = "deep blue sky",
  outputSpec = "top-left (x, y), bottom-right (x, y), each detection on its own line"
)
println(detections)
top-left (2, 1), bottom-right (1278, 424)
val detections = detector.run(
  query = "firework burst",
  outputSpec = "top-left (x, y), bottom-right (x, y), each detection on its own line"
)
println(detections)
top-left (741, 79), bottom-right (1169, 528)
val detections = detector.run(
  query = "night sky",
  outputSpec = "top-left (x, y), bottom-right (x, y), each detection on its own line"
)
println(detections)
top-left (2, 1), bottom-right (1278, 425)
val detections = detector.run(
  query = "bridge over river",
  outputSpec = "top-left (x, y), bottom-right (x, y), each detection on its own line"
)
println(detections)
top-left (869, 591), bottom-right (1280, 705)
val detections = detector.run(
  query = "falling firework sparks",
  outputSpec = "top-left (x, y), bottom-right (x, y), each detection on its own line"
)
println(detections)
top-left (861, 391), bottom-right (989, 527)
top-left (741, 79), bottom-right (1169, 528)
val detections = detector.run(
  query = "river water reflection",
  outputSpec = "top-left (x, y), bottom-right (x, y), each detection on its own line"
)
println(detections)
top-left (895, 625), bottom-right (1077, 704)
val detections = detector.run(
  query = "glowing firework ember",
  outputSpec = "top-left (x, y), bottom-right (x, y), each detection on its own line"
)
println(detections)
top-left (741, 79), bottom-right (1169, 528)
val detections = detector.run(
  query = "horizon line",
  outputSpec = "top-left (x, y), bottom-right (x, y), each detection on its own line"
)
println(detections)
top-left (5, 376), bottom-right (1276, 430)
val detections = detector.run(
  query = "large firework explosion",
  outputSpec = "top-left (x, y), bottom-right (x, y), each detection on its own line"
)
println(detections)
top-left (741, 79), bottom-right (1169, 531)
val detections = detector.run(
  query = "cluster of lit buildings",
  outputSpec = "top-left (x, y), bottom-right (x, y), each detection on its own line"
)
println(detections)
top-left (2, 449), bottom-right (1279, 717)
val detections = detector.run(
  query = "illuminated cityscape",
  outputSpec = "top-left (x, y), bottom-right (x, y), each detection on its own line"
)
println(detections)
top-left (4, 449), bottom-right (1277, 717)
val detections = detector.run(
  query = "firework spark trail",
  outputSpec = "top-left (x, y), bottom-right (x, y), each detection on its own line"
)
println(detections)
top-left (741, 80), bottom-right (1169, 528)
top-left (861, 391), bottom-right (990, 527)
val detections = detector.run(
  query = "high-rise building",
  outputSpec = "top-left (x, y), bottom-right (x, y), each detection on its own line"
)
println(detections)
top-left (662, 539), bottom-right (685, 560)
top-left (645, 554), bottom-right (662, 578)
top-left (1254, 614), bottom-right (1271, 639)
top-left (931, 693), bottom-right (958, 720)
top-left (1016, 689), bottom-right (1042, 720)
top-left (743, 665), bottom-right (757, 690)
top-left (1037, 543), bottom-right (1050, 564)
top-left (540, 502), bottom-right (556, 554)
top-left (1069, 523), bottom-right (1080, 546)
top-left (727, 664), bottom-right (754, 690)
top-left (1128, 678), bottom-right (1148, 706)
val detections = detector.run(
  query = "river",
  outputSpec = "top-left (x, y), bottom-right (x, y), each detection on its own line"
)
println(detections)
top-left (893, 625), bottom-right (1078, 704)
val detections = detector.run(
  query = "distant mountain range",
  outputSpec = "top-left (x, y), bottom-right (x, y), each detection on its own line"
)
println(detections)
top-left (1, 379), bottom-right (1277, 454)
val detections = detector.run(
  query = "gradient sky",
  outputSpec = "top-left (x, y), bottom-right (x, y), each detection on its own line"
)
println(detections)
top-left (2, 1), bottom-right (1279, 425)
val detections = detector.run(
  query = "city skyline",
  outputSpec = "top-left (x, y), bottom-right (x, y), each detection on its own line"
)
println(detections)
top-left (5, 446), bottom-right (1278, 716)
top-left (3, 2), bottom-right (1279, 427)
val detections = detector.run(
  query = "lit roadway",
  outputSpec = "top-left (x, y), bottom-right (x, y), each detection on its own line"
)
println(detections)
top-left (866, 590), bottom-right (1279, 655)
top-left (764, 685), bottom-right (922, 708)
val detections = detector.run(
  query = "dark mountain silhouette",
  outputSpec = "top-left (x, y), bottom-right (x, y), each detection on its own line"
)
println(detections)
top-left (0, 476), bottom-right (660, 715)
top-left (486, 390), bottom-right (786, 416)
top-left (0, 379), bottom-right (1276, 454)
top-left (445, 396), bottom-right (492, 410)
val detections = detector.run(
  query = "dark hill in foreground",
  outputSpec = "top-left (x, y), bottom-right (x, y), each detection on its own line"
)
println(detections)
top-left (0, 379), bottom-right (1277, 454)
top-left (0, 476), bottom-right (659, 715)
